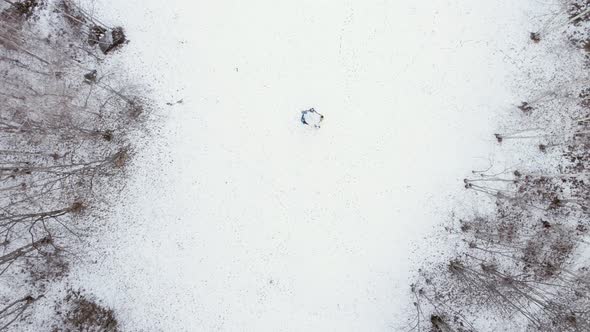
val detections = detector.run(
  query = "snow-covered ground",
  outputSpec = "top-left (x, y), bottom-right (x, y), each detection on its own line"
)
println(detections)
top-left (70, 1), bottom-right (548, 331)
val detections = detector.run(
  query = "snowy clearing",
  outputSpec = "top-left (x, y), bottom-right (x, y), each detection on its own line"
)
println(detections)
top-left (55, 0), bottom-right (555, 331)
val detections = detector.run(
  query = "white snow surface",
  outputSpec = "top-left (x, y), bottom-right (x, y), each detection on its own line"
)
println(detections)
top-left (68, 1), bottom-right (551, 331)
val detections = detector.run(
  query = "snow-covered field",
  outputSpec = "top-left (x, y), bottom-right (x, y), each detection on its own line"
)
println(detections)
top-left (69, 1), bottom-right (547, 330)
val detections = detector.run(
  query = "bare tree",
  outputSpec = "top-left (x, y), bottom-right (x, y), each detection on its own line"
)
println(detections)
top-left (0, 0), bottom-right (151, 329)
top-left (408, 1), bottom-right (590, 330)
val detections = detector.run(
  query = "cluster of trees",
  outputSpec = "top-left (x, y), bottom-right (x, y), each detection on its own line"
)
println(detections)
top-left (408, 1), bottom-right (590, 331)
top-left (0, 0), bottom-right (149, 330)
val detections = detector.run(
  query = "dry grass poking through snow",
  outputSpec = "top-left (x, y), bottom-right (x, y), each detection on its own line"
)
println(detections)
top-left (409, 1), bottom-right (590, 331)
top-left (0, 0), bottom-right (150, 330)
